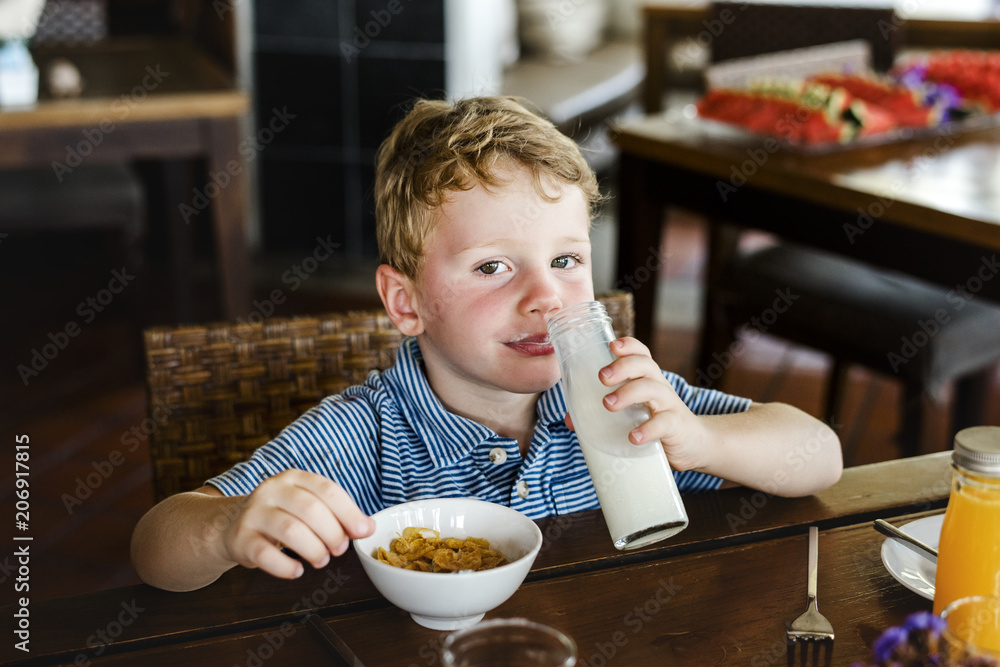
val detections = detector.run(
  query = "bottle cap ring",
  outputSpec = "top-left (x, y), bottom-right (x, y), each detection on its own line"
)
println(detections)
top-left (953, 426), bottom-right (1000, 475)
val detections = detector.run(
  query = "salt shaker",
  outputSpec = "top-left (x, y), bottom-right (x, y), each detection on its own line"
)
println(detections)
top-left (547, 301), bottom-right (688, 550)
top-left (933, 426), bottom-right (1000, 615)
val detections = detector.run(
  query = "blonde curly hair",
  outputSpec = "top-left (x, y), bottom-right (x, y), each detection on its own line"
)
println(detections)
top-left (374, 96), bottom-right (603, 279)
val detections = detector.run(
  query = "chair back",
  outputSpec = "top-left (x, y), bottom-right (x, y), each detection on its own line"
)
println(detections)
top-left (709, 2), bottom-right (900, 72)
top-left (143, 292), bottom-right (634, 501)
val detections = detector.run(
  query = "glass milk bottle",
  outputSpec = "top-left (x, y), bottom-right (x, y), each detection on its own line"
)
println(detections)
top-left (933, 426), bottom-right (1000, 615)
top-left (547, 301), bottom-right (688, 550)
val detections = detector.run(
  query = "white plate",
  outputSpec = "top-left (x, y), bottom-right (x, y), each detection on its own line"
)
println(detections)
top-left (880, 514), bottom-right (943, 600)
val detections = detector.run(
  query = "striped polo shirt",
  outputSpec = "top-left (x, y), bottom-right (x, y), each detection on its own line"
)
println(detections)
top-left (207, 338), bottom-right (752, 519)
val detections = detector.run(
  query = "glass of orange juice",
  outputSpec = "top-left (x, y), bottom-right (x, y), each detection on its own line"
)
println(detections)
top-left (933, 427), bottom-right (1000, 616)
top-left (941, 596), bottom-right (1000, 665)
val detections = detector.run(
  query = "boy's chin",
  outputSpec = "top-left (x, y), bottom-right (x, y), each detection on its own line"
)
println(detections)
top-left (502, 371), bottom-right (561, 395)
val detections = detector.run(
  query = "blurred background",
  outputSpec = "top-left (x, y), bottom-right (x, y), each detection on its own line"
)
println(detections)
top-left (1, 0), bottom-right (997, 602)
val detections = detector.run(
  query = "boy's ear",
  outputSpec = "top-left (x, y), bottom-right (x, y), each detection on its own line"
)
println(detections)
top-left (376, 264), bottom-right (424, 336)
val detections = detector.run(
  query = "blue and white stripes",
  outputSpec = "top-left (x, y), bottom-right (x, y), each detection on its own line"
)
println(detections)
top-left (207, 338), bottom-right (752, 518)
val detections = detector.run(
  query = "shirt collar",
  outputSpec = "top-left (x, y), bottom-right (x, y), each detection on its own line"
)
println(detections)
top-left (537, 380), bottom-right (569, 429)
top-left (382, 338), bottom-right (570, 466)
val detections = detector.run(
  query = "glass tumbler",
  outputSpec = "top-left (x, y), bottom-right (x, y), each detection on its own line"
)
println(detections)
top-left (547, 301), bottom-right (688, 550)
top-left (441, 618), bottom-right (576, 667)
top-left (940, 595), bottom-right (1000, 664)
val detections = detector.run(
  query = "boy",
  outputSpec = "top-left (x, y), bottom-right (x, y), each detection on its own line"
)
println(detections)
top-left (131, 97), bottom-right (842, 592)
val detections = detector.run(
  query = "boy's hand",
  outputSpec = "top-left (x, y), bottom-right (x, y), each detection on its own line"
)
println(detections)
top-left (220, 470), bottom-right (375, 579)
top-left (597, 337), bottom-right (710, 472)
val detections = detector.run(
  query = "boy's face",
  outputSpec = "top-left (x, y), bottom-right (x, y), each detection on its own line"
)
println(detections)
top-left (410, 165), bottom-right (594, 397)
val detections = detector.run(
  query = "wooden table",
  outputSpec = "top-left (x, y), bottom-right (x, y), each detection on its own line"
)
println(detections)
top-left (1, 453), bottom-right (953, 665)
top-left (642, 1), bottom-right (1000, 113)
top-left (612, 104), bottom-right (1000, 343)
top-left (0, 37), bottom-right (252, 319)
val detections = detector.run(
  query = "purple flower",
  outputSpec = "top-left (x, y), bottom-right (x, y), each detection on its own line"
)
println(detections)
top-left (891, 65), bottom-right (966, 121)
top-left (873, 625), bottom-right (911, 663)
top-left (896, 64), bottom-right (929, 90)
top-left (861, 611), bottom-right (999, 666)
top-left (903, 611), bottom-right (946, 635)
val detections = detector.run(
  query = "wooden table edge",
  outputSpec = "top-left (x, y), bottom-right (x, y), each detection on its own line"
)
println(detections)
top-left (0, 453), bottom-right (953, 665)
top-left (0, 91), bottom-right (250, 130)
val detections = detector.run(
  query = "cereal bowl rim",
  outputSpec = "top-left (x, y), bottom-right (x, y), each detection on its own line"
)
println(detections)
top-left (352, 497), bottom-right (543, 578)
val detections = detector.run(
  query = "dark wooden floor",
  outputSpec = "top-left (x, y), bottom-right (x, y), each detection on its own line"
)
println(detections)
top-left (2, 214), bottom-right (996, 604)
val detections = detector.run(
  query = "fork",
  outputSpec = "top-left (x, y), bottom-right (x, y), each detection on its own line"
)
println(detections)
top-left (786, 526), bottom-right (835, 644)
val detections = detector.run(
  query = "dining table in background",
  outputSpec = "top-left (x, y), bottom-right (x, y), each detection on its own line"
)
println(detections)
top-left (612, 101), bottom-right (1000, 345)
top-left (1, 452), bottom-right (953, 666)
top-left (642, 1), bottom-right (1000, 114)
top-left (0, 37), bottom-right (252, 319)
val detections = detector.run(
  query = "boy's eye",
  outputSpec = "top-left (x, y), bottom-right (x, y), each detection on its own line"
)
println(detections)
top-left (552, 255), bottom-right (580, 269)
top-left (477, 261), bottom-right (510, 275)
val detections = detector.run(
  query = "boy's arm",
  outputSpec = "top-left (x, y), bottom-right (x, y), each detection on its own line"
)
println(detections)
top-left (130, 486), bottom-right (244, 591)
top-left (688, 402), bottom-right (842, 497)
top-left (598, 338), bottom-right (842, 498)
top-left (130, 470), bottom-right (375, 592)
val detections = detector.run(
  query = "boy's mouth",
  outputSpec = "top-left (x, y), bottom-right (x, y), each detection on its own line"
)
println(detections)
top-left (505, 333), bottom-right (554, 357)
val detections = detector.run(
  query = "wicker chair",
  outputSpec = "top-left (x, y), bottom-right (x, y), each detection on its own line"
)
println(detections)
top-left (143, 292), bottom-right (635, 501)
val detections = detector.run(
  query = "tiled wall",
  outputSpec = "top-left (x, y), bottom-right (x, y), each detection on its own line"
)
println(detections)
top-left (254, 0), bottom-right (446, 255)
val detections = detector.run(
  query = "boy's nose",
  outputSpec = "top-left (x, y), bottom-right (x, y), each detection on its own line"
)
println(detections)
top-left (519, 272), bottom-right (563, 316)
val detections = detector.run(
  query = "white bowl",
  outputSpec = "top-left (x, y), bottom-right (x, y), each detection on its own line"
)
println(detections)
top-left (353, 498), bottom-right (543, 630)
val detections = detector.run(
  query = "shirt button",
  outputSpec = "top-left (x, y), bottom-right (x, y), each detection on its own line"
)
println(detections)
top-left (516, 480), bottom-right (530, 499)
top-left (489, 447), bottom-right (508, 465)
